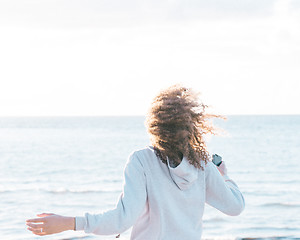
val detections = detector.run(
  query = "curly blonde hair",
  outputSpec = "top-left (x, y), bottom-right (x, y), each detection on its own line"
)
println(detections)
top-left (145, 84), bottom-right (220, 169)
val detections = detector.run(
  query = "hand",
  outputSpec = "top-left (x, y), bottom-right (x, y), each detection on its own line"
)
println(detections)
top-left (26, 213), bottom-right (75, 236)
top-left (217, 161), bottom-right (228, 176)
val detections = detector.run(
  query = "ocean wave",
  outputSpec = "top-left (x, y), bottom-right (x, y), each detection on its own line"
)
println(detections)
top-left (56, 236), bottom-right (94, 240)
top-left (0, 189), bottom-right (12, 193)
top-left (260, 202), bottom-right (300, 208)
top-left (202, 236), bottom-right (299, 240)
top-left (203, 216), bottom-right (227, 223)
top-left (44, 188), bottom-right (121, 194)
top-left (244, 191), bottom-right (281, 197)
top-left (0, 188), bottom-right (121, 195)
top-left (57, 235), bottom-right (128, 240)
top-left (237, 237), bottom-right (300, 240)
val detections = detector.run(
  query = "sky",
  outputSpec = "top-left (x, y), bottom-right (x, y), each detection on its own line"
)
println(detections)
top-left (0, 0), bottom-right (299, 116)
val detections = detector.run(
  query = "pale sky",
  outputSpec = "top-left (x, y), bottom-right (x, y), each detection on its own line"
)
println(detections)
top-left (0, 0), bottom-right (299, 116)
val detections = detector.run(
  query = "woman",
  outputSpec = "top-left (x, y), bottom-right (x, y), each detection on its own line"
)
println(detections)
top-left (26, 85), bottom-right (245, 239)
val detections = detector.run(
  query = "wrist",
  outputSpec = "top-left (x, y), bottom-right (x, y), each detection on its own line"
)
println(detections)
top-left (65, 216), bottom-right (75, 231)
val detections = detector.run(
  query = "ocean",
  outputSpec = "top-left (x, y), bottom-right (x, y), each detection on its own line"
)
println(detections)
top-left (0, 116), bottom-right (299, 240)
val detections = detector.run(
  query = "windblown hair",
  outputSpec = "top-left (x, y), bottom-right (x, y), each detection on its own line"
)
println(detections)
top-left (145, 85), bottom-right (220, 169)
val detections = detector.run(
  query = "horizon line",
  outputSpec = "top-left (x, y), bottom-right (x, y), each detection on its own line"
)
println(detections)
top-left (0, 113), bottom-right (300, 118)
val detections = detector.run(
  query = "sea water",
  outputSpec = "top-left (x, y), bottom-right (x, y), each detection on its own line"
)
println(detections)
top-left (0, 116), bottom-right (299, 240)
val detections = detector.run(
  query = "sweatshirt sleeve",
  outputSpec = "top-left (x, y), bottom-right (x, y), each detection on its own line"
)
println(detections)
top-left (205, 161), bottom-right (245, 216)
top-left (75, 152), bottom-right (147, 235)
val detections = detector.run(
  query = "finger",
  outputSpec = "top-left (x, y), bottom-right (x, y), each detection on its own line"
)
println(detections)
top-left (27, 226), bottom-right (47, 236)
top-left (26, 217), bottom-right (46, 223)
top-left (27, 226), bottom-right (42, 233)
top-left (26, 223), bottom-right (44, 229)
top-left (33, 231), bottom-right (47, 236)
top-left (27, 226), bottom-right (34, 232)
top-left (33, 233), bottom-right (46, 236)
top-left (37, 213), bottom-right (54, 217)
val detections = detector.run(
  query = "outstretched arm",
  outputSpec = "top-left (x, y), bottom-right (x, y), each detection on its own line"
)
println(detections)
top-left (26, 151), bottom-right (147, 236)
top-left (26, 213), bottom-right (75, 236)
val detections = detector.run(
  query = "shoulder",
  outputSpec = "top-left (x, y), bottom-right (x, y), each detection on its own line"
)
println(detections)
top-left (127, 146), bottom-right (157, 167)
top-left (204, 161), bottom-right (214, 169)
top-left (204, 161), bottom-right (217, 176)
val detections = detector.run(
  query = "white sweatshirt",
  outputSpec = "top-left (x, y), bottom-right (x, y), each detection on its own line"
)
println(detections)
top-left (75, 146), bottom-right (245, 240)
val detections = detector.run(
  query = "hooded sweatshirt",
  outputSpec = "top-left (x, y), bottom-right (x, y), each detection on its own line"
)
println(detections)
top-left (75, 146), bottom-right (245, 240)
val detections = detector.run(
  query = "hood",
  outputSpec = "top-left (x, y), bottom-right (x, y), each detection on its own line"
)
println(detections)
top-left (167, 156), bottom-right (199, 190)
